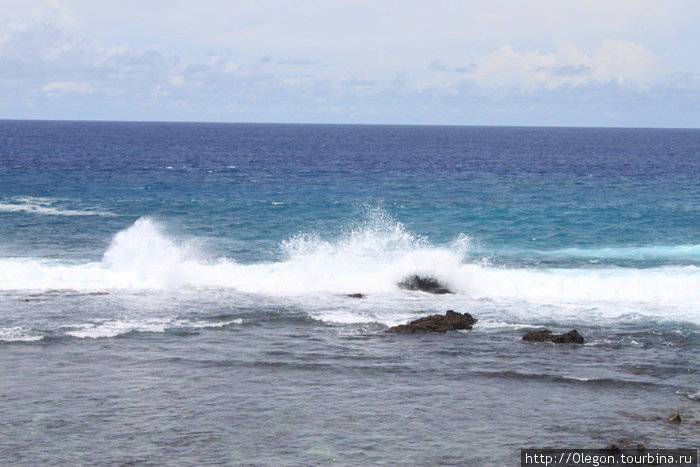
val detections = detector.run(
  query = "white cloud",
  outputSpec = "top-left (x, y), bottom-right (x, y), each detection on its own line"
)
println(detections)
top-left (455, 41), bottom-right (659, 89)
top-left (0, 0), bottom-right (78, 29)
top-left (591, 40), bottom-right (659, 83)
top-left (470, 46), bottom-right (557, 88)
top-left (0, 19), bottom-right (178, 84)
top-left (42, 80), bottom-right (93, 95)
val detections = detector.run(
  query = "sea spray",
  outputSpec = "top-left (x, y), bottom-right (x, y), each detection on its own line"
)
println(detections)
top-left (0, 214), bottom-right (698, 325)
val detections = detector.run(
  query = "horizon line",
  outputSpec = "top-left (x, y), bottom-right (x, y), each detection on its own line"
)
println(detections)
top-left (1, 117), bottom-right (698, 131)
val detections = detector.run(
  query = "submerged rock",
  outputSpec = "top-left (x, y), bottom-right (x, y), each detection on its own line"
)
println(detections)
top-left (617, 439), bottom-right (646, 450)
top-left (386, 310), bottom-right (476, 333)
top-left (398, 275), bottom-right (452, 294)
top-left (346, 293), bottom-right (365, 299)
top-left (668, 413), bottom-right (682, 424)
top-left (522, 329), bottom-right (584, 344)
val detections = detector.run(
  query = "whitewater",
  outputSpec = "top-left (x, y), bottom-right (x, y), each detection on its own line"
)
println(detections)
top-left (2, 216), bottom-right (699, 311)
top-left (2, 213), bottom-right (698, 349)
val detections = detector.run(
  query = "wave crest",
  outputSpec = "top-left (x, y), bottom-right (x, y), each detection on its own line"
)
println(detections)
top-left (0, 215), bottom-right (698, 317)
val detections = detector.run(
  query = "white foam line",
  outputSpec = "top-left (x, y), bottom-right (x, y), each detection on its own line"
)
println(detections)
top-left (0, 197), bottom-right (115, 217)
top-left (186, 318), bottom-right (243, 329)
top-left (0, 326), bottom-right (44, 342)
top-left (62, 317), bottom-right (243, 339)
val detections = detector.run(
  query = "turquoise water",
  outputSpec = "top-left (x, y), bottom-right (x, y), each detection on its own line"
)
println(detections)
top-left (0, 121), bottom-right (698, 465)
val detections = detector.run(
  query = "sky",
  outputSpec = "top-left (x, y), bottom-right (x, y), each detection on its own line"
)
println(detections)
top-left (1, 0), bottom-right (699, 127)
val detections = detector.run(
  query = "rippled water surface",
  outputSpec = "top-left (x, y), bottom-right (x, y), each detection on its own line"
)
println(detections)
top-left (0, 121), bottom-right (698, 465)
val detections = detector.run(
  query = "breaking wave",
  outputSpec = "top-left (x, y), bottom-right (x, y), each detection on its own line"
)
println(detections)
top-left (0, 215), bottom-right (698, 322)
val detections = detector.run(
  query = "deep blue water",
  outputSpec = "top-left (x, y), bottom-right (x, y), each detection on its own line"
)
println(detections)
top-left (0, 121), bottom-right (698, 465)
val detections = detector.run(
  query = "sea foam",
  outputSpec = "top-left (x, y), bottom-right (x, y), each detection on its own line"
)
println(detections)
top-left (0, 196), bottom-right (114, 216)
top-left (0, 326), bottom-right (44, 342)
top-left (61, 317), bottom-right (242, 339)
top-left (0, 217), bottom-right (699, 318)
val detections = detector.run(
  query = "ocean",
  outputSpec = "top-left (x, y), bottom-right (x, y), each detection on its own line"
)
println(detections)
top-left (0, 121), bottom-right (698, 465)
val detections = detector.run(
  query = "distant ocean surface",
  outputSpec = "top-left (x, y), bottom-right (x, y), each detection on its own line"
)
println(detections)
top-left (0, 121), bottom-right (698, 465)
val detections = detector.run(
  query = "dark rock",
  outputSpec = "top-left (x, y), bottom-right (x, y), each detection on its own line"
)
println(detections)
top-left (522, 329), bottom-right (584, 344)
top-left (386, 310), bottom-right (476, 333)
top-left (346, 293), bottom-right (365, 299)
top-left (636, 444), bottom-right (646, 450)
top-left (604, 444), bottom-right (620, 453)
top-left (668, 413), bottom-right (682, 424)
top-left (398, 275), bottom-right (452, 294)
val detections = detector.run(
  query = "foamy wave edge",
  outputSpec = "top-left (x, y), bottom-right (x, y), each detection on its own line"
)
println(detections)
top-left (0, 326), bottom-right (44, 342)
top-left (62, 318), bottom-right (243, 339)
top-left (0, 216), bottom-right (698, 308)
top-left (0, 197), bottom-right (115, 217)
